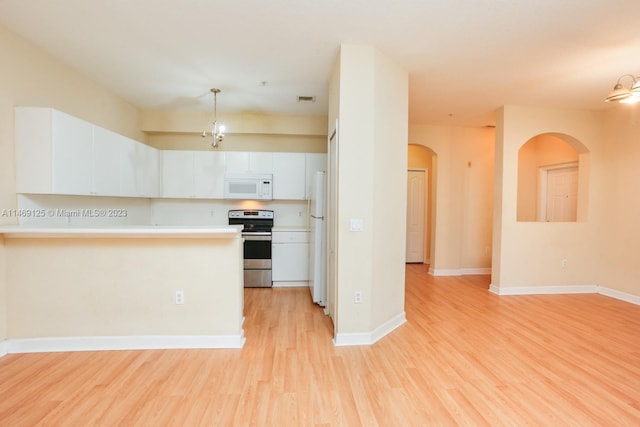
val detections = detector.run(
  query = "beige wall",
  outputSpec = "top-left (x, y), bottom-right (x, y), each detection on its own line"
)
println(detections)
top-left (141, 110), bottom-right (328, 152)
top-left (370, 48), bottom-right (409, 330)
top-left (408, 144), bottom-right (434, 262)
top-left (6, 237), bottom-right (243, 338)
top-left (0, 236), bottom-right (5, 342)
top-left (493, 106), bottom-right (604, 290)
top-left (409, 125), bottom-right (494, 273)
top-left (332, 44), bottom-right (407, 337)
top-left (0, 24), bottom-right (145, 344)
top-left (147, 133), bottom-right (326, 153)
top-left (599, 105), bottom-right (640, 295)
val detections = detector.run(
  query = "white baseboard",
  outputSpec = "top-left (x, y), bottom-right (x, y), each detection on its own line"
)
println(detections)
top-left (489, 284), bottom-right (598, 295)
top-left (3, 333), bottom-right (246, 355)
top-left (430, 267), bottom-right (491, 276)
top-left (333, 311), bottom-right (406, 347)
top-left (0, 340), bottom-right (8, 358)
top-left (272, 281), bottom-right (308, 288)
top-left (596, 286), bottom-right (640, 305)
top-left (489, 284), bottom-right (640, 306)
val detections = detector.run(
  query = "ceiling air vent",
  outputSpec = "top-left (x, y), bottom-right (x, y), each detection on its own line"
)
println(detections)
top-left (297, 96), bottom-right (316, 103)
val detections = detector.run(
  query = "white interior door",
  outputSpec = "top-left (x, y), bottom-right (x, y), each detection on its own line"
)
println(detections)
top-left (406, 170), bottom-right (426, 263)
top-left (545, 166), bottom-right (578, 222)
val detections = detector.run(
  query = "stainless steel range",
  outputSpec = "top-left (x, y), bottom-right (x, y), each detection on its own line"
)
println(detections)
top-left (228, 209), bottom-right (274, 288)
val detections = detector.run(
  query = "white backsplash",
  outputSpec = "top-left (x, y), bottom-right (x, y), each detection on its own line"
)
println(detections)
top-left (150, 199), bottom-right (309, 227)
top-left (17, 194), bottom-right (151, 226)
top-left (16, 194), bottom-right (309, 228)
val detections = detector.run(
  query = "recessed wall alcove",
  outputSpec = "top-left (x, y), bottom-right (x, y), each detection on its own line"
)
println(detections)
top-left (517, 133), bottom-right (590, 222)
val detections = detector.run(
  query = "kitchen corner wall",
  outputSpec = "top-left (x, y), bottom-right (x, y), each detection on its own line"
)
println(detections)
top-left (0, 23), bottom-right (145, 348)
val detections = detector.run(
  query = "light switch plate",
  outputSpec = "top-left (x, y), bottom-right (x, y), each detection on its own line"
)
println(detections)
top-left (349, 218), bottom-right (364, 232)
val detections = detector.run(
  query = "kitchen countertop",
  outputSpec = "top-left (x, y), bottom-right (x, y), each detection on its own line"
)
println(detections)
top-left (0, 225), bottom-right (244, 239)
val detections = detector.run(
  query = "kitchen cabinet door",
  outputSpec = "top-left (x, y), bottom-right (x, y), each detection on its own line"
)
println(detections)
top-left (305, 153), bottom-right (327, 199)
top-left (224, 152), bottom-right (250, 173)
top-left (120, 137), bottom-right (146, 197)
top-left (225, 151), bottom-right (273, 174)
top-left (51, 110), bottom-right (93, 195)
top-left (194, 151), bottom-right (225, 198)
top-left (161, 150), bottom-right (195, 198)
top-left (272, 231), bottom-right (309, 284)
top-left (92, 126), bottom-right (122, 196)
top-left (273, 152), bottom-right (305, 200)
top-left (142, 143), bottom-right (160, 197)
top-left (249, 152), bottom-right (273, 173)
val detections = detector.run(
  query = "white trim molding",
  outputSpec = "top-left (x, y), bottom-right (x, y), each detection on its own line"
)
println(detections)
top-left (430, 267), bottom-right (491, 276)
top-left (597, 287), bottom-right (640, 306)
top-left (0, 340), bottom-right (8, 358)
top-left (489, 284), bottom-right (598, 295)
top-left (489, 284), bottom-right (640, 306)
top-left (3, 333), bottom-right (246, 355)
top-left (333, 312), bottom-right (406, 347)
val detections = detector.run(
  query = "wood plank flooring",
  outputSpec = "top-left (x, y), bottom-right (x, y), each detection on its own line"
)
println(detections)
top-left (1, 264), bottom-right (640, 425)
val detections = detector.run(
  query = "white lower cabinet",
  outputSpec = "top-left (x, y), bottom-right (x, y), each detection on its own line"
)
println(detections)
top-left (272, 231), bottom-right (309, 285)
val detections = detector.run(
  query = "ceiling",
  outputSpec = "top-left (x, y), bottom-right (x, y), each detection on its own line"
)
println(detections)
top-left (1, 0), bottom-right (639, 127)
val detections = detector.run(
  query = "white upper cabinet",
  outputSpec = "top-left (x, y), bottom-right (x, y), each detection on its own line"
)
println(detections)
top-left (225, 152), bottom-right (272, 174)
top-left (92, 126), bottom-right (122, 196)
top-left (15, 107), bottom-right (93, 195)
top-left (161, 150), bottom-right (194, 198)
top-left (161, 150), bottom-right (225, 199)
top-left (143, 145), bottom-right (160, 198)
top-left (249, 152), bottom-right (273, 173)
top-left (305, 153), bottom-right (327, 199)
top-left (51, 110), bottom-right (94, 195)
top-left (14, 107), bottom-right (324, 201)
top-left (194, 151), bottom-right (225, 198)
top-left (15, 107), bottom-right (159, 198)
top-left (272, 152), bottom-right (305, 200)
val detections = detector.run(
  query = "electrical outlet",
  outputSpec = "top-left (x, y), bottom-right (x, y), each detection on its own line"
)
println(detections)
top-left (354, 290), bottom-right (363, 304)
top-left (561, 259), bottom-right (568, 268)
top-left (175, 290), bottom-right (185, 304)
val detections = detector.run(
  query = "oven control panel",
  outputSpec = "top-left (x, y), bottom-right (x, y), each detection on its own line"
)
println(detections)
top-left (228, 210), bottom-right (274, 219)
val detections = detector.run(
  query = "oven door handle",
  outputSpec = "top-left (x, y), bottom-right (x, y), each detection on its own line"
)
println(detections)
top-left (243, 233), bottom-right (272, 241)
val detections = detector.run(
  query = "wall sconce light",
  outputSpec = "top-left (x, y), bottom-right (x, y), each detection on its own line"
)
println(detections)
top-left (604, 74), bottom-right (640, 104)
top-left (202, 88), bottom-right (225, 148)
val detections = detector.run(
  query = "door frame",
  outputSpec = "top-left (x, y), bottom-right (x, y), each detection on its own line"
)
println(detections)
top-left (406, 168), bottom-right (428, 263)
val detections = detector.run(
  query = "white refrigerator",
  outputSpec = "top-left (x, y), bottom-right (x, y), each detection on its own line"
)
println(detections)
top-left (308, 171), bottom-right (326, 306)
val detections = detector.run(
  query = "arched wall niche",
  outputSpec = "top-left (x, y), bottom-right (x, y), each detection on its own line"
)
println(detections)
top-left (517, 132), bottom-right (590, 222)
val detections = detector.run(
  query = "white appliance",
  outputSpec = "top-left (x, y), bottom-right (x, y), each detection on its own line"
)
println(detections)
top-left (308, 171), bottom-right (326, 306)
top-left (224, 173), bottom-right (273, 200)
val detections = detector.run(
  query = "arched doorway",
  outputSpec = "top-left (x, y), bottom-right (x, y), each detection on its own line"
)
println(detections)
top-left (407, 144), bottom-right (435, 265)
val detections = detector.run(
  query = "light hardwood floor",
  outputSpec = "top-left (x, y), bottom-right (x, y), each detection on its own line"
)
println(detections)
top-left (1, 264), bottom-right (640, 426)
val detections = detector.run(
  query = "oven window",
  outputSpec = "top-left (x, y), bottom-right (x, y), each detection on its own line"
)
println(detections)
top-left (244, 239), bottom-right (271, 259)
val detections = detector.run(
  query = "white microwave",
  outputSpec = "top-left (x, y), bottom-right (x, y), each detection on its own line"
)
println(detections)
top-left (224, 173), bottom-right (273, 200)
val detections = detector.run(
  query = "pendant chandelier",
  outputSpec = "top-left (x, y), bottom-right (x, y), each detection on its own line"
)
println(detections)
top-left (202, 88), bottom-right (225, 148)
